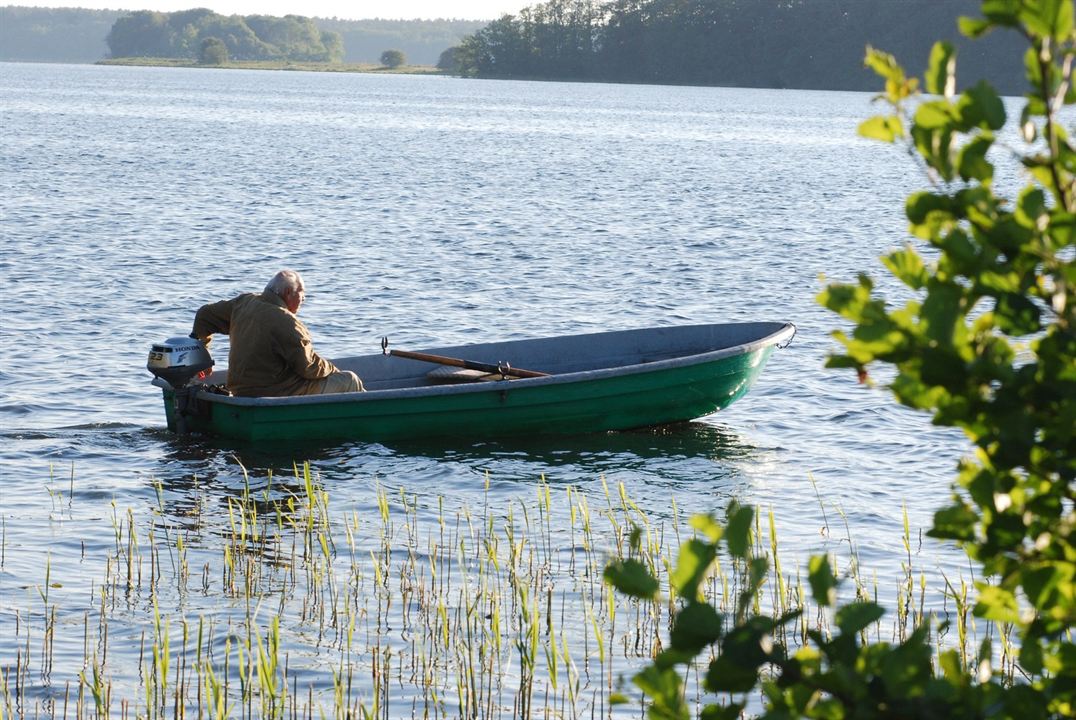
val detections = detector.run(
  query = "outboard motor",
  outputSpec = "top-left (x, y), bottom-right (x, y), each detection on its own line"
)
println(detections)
top-left (147, 337), bottom-right (214, 434)
top-left (148, 337), bottom-right (213, 389)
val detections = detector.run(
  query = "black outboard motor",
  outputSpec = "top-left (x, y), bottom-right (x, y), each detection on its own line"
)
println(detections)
top-left (147, 337), bottom-right (214, 434)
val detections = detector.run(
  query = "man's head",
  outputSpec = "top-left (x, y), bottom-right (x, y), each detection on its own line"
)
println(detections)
top-left (266, 269), bottom-right (305, 314)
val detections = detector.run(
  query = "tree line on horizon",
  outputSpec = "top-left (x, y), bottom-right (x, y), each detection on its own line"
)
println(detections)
top-left (0, 6), bottom-right (483, 65)
top-left (0, 1), bottom-right (1027, 93)
top-left (449, 0), bottom-right (1025, 93)
top-left (0, 6), bottom-right (122, 62)
top-left (105, 8), bottom-right (344, 62)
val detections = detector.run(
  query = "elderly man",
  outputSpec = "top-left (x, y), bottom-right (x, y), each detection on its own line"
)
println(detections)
top-left (191, 270), bottom-right (363, 397)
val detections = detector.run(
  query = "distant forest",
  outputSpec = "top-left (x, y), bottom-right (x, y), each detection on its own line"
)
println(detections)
top-left (1, 2), bottom-right (1025, 93)
top-left (0, 6), bottom-right (484, 65)
top-left (0, 6), bottom-right (121, 62)
top-left (106, 9), bottom-right (344, 62)
top-left (452, 0), bottom-right (1025, 94)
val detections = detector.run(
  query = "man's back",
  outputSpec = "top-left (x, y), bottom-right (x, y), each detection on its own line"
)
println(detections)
top-left (193, 290), bottom-right (337, 397)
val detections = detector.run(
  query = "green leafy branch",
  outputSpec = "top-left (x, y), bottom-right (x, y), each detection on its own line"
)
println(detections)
top-left (604, 505), bottom-right (1027, 719)
top-left (607, 2), bottom-right (1075, 718)
top-left (829, 0), bottom-right (1075, 714)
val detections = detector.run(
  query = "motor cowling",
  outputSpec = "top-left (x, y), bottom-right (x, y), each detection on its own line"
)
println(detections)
top-left (147, 336), bottom-right (214, 390)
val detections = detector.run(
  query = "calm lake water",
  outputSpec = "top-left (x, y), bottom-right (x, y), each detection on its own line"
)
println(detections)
top-left (0, 62), bottom-right (972, 716)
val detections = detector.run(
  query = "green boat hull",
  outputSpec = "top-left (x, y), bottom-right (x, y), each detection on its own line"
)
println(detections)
top-left (158, 322), bottom-right (793, 442)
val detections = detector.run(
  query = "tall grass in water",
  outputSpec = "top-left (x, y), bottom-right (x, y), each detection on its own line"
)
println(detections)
top-left (0, 463), bottom-right (1011, 718)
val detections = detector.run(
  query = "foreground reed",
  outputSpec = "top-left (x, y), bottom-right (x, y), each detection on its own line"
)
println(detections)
top-left (0, 463), bottom-right (1010, 719)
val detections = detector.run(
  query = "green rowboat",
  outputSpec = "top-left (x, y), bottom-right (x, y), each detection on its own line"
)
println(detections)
top-left (154, 322), bottom-right (795, 442)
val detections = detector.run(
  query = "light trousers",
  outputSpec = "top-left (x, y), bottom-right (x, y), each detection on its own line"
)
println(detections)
top-left (303, 370), bottom-right (363, 395)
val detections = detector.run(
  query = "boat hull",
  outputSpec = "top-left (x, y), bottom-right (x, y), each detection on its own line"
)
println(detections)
top-left (159, 322), bottom-right (792, 442)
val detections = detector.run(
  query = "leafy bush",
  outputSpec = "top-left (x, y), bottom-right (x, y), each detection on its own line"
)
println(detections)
top-left (198, 36), bottom-right (228, 65)
top-left (437, 46), bottom-right (460, 71)
top-left (380, 49), bottom-right (406, 68)
top-left (606, 1), bottom-right (1075, 717)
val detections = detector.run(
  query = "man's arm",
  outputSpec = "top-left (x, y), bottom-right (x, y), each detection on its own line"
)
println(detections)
top-left (191, 298), bottom-right (236, 342)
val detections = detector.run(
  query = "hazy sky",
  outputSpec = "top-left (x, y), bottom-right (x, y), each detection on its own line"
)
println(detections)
top-left (27, 1), bottom-right (530, 20)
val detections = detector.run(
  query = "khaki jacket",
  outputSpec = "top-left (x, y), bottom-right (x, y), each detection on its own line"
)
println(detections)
top-left (192, 291), bottom-right (338, 397)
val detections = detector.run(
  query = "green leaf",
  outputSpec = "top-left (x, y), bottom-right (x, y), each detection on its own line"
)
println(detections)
top-left (835, 601), bottom-right (886, 635)
top-left (725, 503), bottom-right (755, 559)
top-left (1019, 638), bottom-right (1045, 674)
top-left (935, 228), bottom-right (980, 270)
top-left (921, 280), bottom-right (964, 345)
top-left (1024, 47), bottom-right (1044, 90)
top-left (822, 353), bottom-right (862, 371)
top-left (864, 45), bottom-right (916, 101)
top-left (928, 503), bottom-right (978, 541)
top-left (938, 649), bottom-right (965, 681)
top-left (1016, 187), bottom-right (1048, 229)
top-left (700, 704), bottom-right (745, 720)
top-left (915, 100), bottom-right (957, 130)
top-left (880, 624), bottom-right (933, 695)
top-left (604, 558), bottom-right (659, 599)
top-left (957, 135), bottom-right (995, 183)
top-left (1026, 162), bottom-right (1061, 199)
top-left (670, 602), bottom-right (723, 654)
top-left (1019, 0), bottom-right (1073, 38)
top-left (995, 293), bottom-right (1042, 335)
top-left (925, 41), bottom-right (956, 97)
top-left (1053, 0), bottom-right (1076, 42)
top-left (919, 346), bottom-right (968, 390)
top-left (958, 15), bottom-right (994, 37)
top-left (882, 247), bottom-right (929, 289)
top-left (1025, 92), bottom-right (1049, 120)
top-left (905, 191), bottom-right (952, 224)
top-left (847, 311), bottom-right (905, 358)
top-left (654, 648), bottom-right (697, 669)
top-left (704, 654), bottom-right (762, 694)
top-left (965, 468), bottom-right (998, 511)
top-left (1047, 211), bottom-right (1076, 245)
top-left (891, 373), bottom-right (949, 411)
top-left (669, 538), bottom-right (716, 600)
top-left (912, 125), bottom-right (955, 180)
top-left (864, 45), bottom-right (903, 84)
top-left (1054, 642), bottom-right (1076, 675)
top-left (633, 666), bottom-right (689, 720)
top-left (608, 692), bottom-right (631, 706)
top-left (962, 81), bottom-right (1007, 130)
top-left (979, 269), bottom-right (1020, 293)
top-left (689, 513), bottom-right (724, 543)
top-left (974, 584), bottom-right (1021, 623)
top-left (858, 115), bottom-right (903, 142)
top-left (808, 555), bottom-right (837, 607)
top-left (982, 0), bottom-right (1021, 26)
top-left (818, 275), bottom-right (876, 323)
top-left (1021, 565), bottom-right (1063, 610)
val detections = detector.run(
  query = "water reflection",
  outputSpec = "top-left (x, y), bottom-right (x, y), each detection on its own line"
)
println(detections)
top-left (151, 420), bottom-right (752, 484)
top-left (141, 420), bottom-right (760, 541)
top-left (385, 420), bottom-right (754, 464)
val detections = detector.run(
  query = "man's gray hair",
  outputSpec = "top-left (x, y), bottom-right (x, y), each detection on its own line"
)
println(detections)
top-left (266, 269), bottom-right (304, 297)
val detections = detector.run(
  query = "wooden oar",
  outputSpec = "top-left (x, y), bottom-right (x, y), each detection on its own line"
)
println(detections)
top-left (388, 348), bottom-right (549, 379)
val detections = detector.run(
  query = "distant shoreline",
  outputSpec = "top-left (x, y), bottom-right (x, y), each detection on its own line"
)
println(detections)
top-left (97, 57), bottom-right (446, 75)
